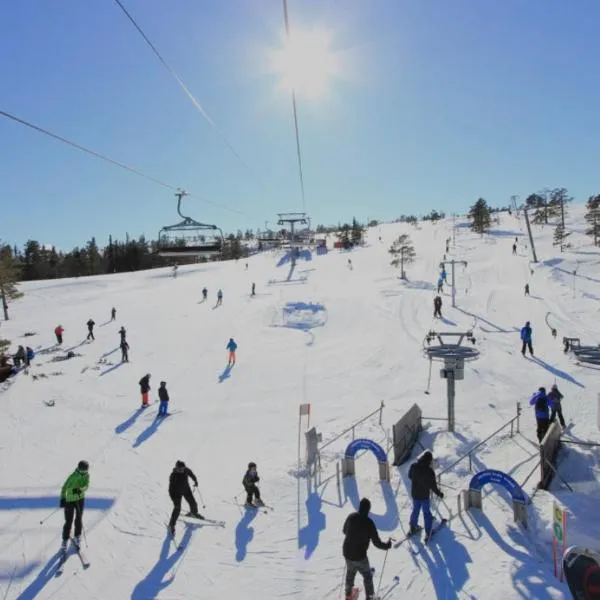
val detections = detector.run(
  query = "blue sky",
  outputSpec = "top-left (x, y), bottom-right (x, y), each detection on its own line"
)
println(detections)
top-left (1, 0), bottom-right (599, 250)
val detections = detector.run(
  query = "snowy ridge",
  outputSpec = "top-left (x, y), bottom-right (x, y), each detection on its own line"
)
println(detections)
top-left (1, 206), bottom-right (599, 599)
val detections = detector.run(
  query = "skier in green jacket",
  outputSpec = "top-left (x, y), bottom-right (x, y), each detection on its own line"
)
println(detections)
top-left (60, 460), bottom-right (89, 550)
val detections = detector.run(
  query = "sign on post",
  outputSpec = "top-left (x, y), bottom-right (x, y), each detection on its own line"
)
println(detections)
top-left (552, 501), bottom-right (568, 581)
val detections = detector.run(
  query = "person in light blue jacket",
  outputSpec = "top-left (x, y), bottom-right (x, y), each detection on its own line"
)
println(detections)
top-left (520, 321), bottom-right (533, 357)
top-left (226, 338), bottom-right (237, 366)
top-left (529, 387), bottom-right (549, 442)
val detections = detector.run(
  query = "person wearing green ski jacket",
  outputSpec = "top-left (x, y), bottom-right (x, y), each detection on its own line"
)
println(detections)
top-left (60, 460), bottom-right (89, 549)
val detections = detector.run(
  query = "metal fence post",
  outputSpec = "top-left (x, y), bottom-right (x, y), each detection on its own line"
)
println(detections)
top-left (517, 402), bottom-right (521, 434)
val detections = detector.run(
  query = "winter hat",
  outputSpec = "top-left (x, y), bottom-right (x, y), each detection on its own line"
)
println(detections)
top-left (248, 462), bottom-right (257, 469)
top-left (539, 387), bottom-right (546, 394)
top-left (358, 498), bottom-right (371, 516)
top-left (77, 460), bottom-right (89, 472)
top-left (420, 451), bottom-right (433, 466)
top-left (160, 381), bottom-right (166, 386)
top-left (175, 460), bottom-right (185, 469)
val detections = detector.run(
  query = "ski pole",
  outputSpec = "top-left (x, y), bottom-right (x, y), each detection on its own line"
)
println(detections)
top-left (39, 507), bottom-right (60, 525)
top-left (194, 486), bottom-right (206, 509)
top-left (376, 546), bottom-right (389, 596)
top-left (82, 521), bottom-right (88, 547)
top-left (424, 357), bottom-right (433, 395)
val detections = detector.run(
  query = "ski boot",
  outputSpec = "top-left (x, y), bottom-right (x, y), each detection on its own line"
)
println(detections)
top-left (60, 539), bottom-right (68, 552)
top-left (254, 498), bottom-right (265, 507)
top-left (73, 536), bottom-right (81, 549)
top-left (185, 511), bottom-right (205, 520)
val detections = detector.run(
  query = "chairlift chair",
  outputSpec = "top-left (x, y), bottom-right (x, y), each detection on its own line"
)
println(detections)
top-left (157, 191), bottom-right (224, 258)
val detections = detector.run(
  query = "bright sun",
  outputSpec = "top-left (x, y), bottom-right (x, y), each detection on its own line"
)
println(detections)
top-left (268, 27), bottom-right (340, 100)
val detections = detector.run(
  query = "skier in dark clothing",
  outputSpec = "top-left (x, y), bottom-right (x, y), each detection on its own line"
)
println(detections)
top-left (13, 346), bottom-right (26, 368)
top-left (202, 287), bottom-right (208, 301)
top-left (120, 339), bottom-right (129, 363)
top-left (55, 325), bottom-right (64, 345)
top-left (342, 498), bottom-right (391, 600)
top-left (520, 321), bottom-right (534, 356)
top-left (111, 307), bottom-right (116, 321)
top-left (433, 295), bottom-right (442, 319)
top-left (216, 289), bottom-right (223, 306)
top-left (119, 326), bottom-right (127, 343)
top-left (512, 243), bottom-right (517, 255)
top-left (524, 283), bottom-right (530, 296)
top-left (529, 387), bottom-right (550, 442)
top-left (60, 460), bottom-right (89, 551)
top-left (548, 384), bottom-right (566, 428)
top-left (168, 461), bottom-right (202, 535)
top-left (408, 451), bottom-right (444, 541)
top-left (139, 374), bottom-right (151, 407)
top-left (158, 381), bottom-right (169, 416)
top-left (86, 319), bottom-right (95, 341)
top-left (242, 462), bottom-right (263, 507)
top-left (251, 282), bottom-right (256, 297)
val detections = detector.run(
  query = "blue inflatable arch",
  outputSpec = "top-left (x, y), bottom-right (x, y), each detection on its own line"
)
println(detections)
top-left (469, 469), bottom-right (527, 504)
top-left (345, 438), bottom-right (387, 463)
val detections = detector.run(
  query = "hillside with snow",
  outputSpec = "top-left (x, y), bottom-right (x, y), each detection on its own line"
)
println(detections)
top-left (1, 205), bottom-right (599, 600)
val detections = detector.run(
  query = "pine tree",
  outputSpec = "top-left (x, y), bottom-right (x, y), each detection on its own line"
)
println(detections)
top-left (584, 194), bottom-right (600, 246)
top-left (548, 188), bottom-right (572, 227)
top-left (525, 192), bottom-right (548, 224)
top-left (468, 198), bottom-right (491, 233)
top-left (389, 234), bottom-right (416, 279)
top-left (0, 243), bottom-right (23, 321)
top-left (350, 218), bottom-right (365, 246)
top-left (553, 224), bottom-right (571, 252)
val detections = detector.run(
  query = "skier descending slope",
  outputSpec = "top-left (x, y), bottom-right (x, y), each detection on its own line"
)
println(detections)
top-left (242, 462), bottom-right (264, 508)
top-left (226, 338), bottom-right (237, 366)
top-left (60, 460), bottom-right (90, 551)
top-left (342, 498), bottom-right (391, 600)
top-left (520, 321), bottom-right (534, 357)
top-left (168, 461), bottom-right (203, 535)
top-left (408, 451), bottom-right (444, 542)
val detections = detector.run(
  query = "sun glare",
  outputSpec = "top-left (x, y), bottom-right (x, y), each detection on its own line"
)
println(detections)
top-left (268, 27), bottom-right (340, 100)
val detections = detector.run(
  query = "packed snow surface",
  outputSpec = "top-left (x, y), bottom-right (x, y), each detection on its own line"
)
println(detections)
top-left (1, 207), bottom-right (599, 599)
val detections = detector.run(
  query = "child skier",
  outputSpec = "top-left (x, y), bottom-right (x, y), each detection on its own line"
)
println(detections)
top-left (433, 295), bottom-right (442, 319)
top-left (548, 384), bottom-right (566, 428)
top-left (60, 460), bottom-right (89, 551)
top-left (242, 462), bottom-right (263, 507)
top-left (86, 319), bottom-right (95, 341)
top-left (139, 373), bottom-right (151, 407)
top-left (226, 338), bottom-right (237, 366)
top-left (251, 282), bottom-right (256, 297)
top-left (168, 461), bottom-right (203, 535)
top-left (158, 381), bottom-right (169, 416)
top-left (524, 284), bottom-right (530, 296)
top-left (54, 325), bottom-right (64, 345)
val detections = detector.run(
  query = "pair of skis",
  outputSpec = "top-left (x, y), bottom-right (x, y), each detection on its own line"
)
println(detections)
top-left (167, 513), bottom-right (227, 551)
top-left (55, 538), bottom-right (90, 576)
top-left (392, 518), bottom-right (447, 549)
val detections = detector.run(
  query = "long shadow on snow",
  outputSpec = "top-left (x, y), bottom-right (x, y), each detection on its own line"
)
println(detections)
top-left (100, 361), bottom-right (125, 376)
top-left (440, 317), bottom-right (457, 326)
top-left (456, 308), bottom-right (519, 334)
top-left (235, 509), bottom-right (258, 561)
top-left (342, 477), bottom-right (399, 532)
top-left (115, 407), bottom-right (146, 434)
top-left (525, 356), bottom-right (585, 388)
top-left (0, 496), bottom-right (114, 511)
top-left (298, 479), bottom-right (327, 559)
top-left (101, 347), bottom-right (119, 358)
top-left (473, 511), bottom-right (566, 599)
top-left (9, 551), bottom-right (62, 599)
top-left (556, 266), bottom-right (600, 285)
top-left (0, 560), bottom-right (40, 583)
top-left (218, 364), bottom-right (234, 383)
top-left (132, 415), bottom-right (168, 448)
top-left (413, 527), bottom-right (471, 599)
top-left (131, 524), bottom-right (198, 600)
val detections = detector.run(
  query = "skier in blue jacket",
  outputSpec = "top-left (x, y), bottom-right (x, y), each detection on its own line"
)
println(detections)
top-left (529, 387), bottom-right (550, 442)
top-left (226, 338), bottom-right (237, 366)
top-left (520, 321), bottom-right (534, 357)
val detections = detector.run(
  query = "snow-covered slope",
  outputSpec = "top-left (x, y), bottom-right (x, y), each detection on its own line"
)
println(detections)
top-left (1, 206), bottom-right (598, 599)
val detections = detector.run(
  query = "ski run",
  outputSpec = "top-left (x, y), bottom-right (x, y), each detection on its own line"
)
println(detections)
top-left (2, 206), bottom-right (600, 599)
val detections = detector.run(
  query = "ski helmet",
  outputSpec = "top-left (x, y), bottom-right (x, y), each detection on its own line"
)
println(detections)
top-left (248, 462), bottom-right (256, 469)
top-left (175, 460), bottom-right (185, 468)
top-left (78, 460), bottom-right (89, 472)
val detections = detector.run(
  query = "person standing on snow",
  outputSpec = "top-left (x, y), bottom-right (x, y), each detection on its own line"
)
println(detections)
top-left (242, 462), bottom-right (263, 507)
top-left (529, 387), bottom-right (550, 442)
top-left (86, 319), bottom-right (95, 341)
top-left (520, 321), bottom-right (534, 356)
top-left (119, 326), bottom-right (127, 344)
top-left (202, 287), bottom-right (208, 301)
top-left (158, 381), bottom-right (170, 416)
top-left (342, 497), bottom-right (391, 600)
top-left (120, 339), bottom-right (129, 363)
top-left (524, 284), bottom-right (530, 297)
top-left (54, 325), bottom-right (64, 345)
top-left (433, 295), bottom-right (442, 319)
top-left (139, 373), bottom-right (151, 407)
top-left (60, 460), bottom-right (89, 550)
top-left (408, 451), bottom-right (444, 542)
top-left (226, 338), bottom-right (237, 366)
top-left (548, 384), bottom-right (566, 428)
top-left (216, 289), bottom-right (223, 306)
top-left (251, 282), bottom-right (256, 297)
top-left (111, 307), bottom-right (117, 321)
top-left (167, 461), bottom-right (203, 535)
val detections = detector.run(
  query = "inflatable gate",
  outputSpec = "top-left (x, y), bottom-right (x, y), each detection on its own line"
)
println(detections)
top-left (341, 438), bottom-right (390, 482)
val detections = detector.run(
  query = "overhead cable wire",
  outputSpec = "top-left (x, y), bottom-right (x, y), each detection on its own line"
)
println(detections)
top-left (0, 108), bottom-right (244, 215)
top-left (282, 0), bottom-right (307, 212)
top-left (112, 0), bottom-right (261, 189)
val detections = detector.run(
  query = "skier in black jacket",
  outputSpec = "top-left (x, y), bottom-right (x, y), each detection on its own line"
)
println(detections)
top-left (342, 498), bottom-right (391, 600)
top-left (168, 461), bottom-right (203, 535)
top-left (242, 462), bottom-right (264, 507)
top-left (408, 451), bottom-right (444, 541)
top-left (86, 319), bottom-right (95, 341)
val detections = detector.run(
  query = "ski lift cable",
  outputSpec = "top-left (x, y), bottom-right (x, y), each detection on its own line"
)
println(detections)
top-left (112, 0), bottom-right (263, 191)
top-left (0, 108), bottom-right (244, 215)
top-left (281, 0), bottom-right (307, 212)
